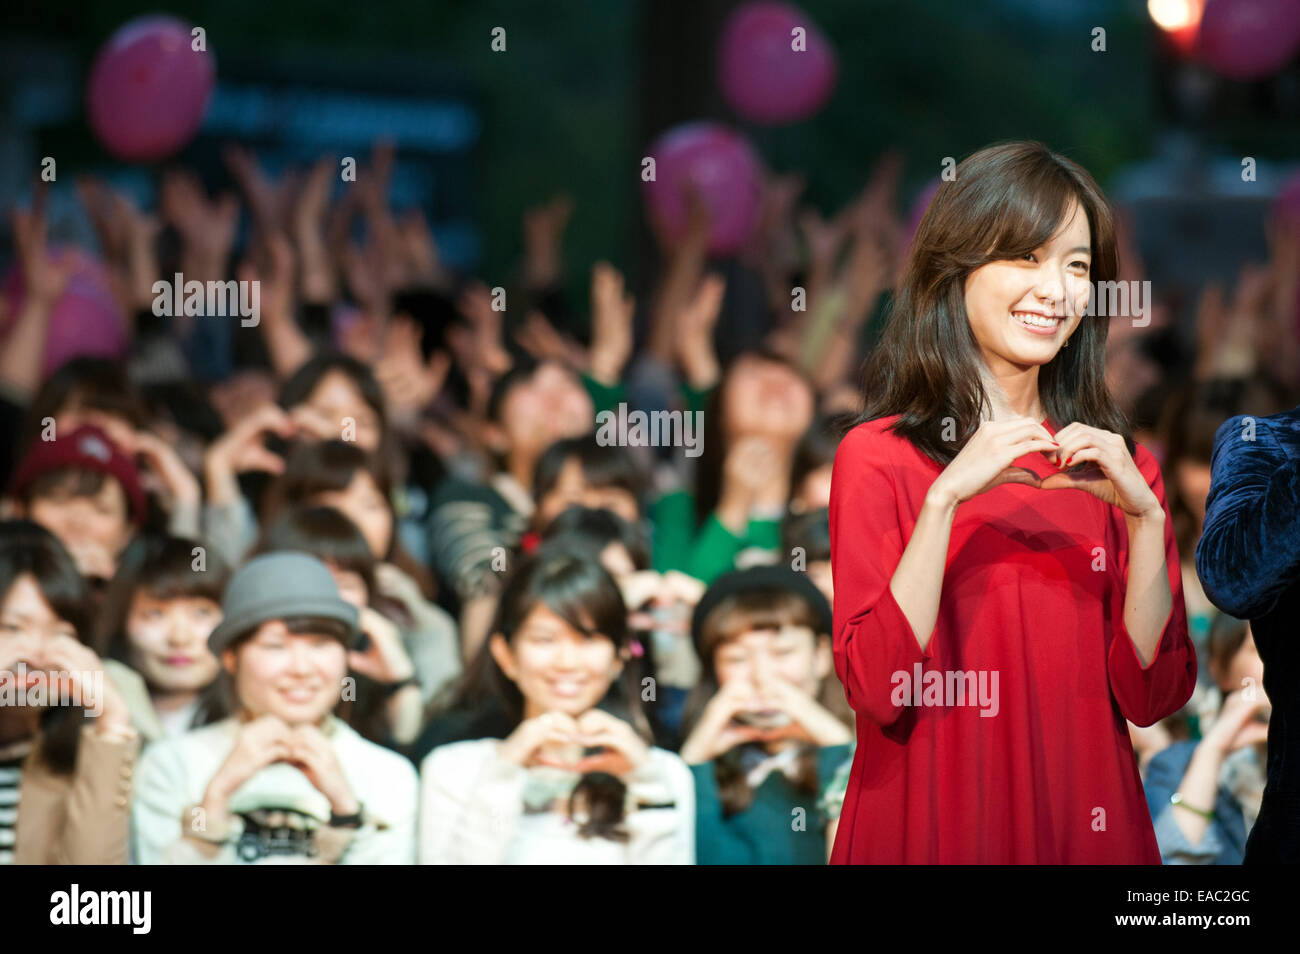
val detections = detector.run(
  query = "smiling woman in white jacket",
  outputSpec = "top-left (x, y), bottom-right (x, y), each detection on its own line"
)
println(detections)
top-left (420, 551), bottom-right (694, 864)
top-left (132, 552), bottom-right (417, 864)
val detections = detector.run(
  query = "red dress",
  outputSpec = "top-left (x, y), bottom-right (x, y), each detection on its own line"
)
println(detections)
top-left (828, 416), bottom-right (1196, 864)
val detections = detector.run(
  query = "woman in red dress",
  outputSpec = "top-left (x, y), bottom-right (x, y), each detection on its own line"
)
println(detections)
top-left (829, 141), bottom-right (1196, 864)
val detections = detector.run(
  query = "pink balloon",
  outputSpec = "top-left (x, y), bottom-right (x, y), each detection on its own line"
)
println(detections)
top-left (86, 16), bottom-right (215, 162)
top-left (717, 2), bottom-right (837, 124)
top-left (643, 122), bottom-right (762, 256)
top-left (3, 248), bottom-right (128, 377)
top-left (1198, 0), bottom-right (1300, 81)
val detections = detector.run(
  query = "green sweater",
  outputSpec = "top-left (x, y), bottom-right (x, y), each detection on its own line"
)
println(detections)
top-left (692, 743), bottom-right (854, 866)
top-left (650, 490), bottom-right (782, 584)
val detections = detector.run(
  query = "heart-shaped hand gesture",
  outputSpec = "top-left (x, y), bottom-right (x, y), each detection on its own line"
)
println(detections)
top-left (1038, 422), bottom-right (1161, 519)
top-left (932, 417), bottom-right (1161, 520)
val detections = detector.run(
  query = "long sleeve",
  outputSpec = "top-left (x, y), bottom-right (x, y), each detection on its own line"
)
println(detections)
top-left (1105, 444), bottom-right (1197, 727)
top-left (828, 423), bottom-right (932, 726)
top-left (57, 725), bottom-right (138, 864)
top-left (1195, 415), bottom-right (1300, 619)
top-left (201, 495), bottom-right (258, 566)
top-left (401, 607), bottom-right (463, 705)
top-left (419, 743), bottom-right (525, 864)
top-left (333, 759), bottom-right (418, 865)
top-left (131, 736), bottom-right (194, 865)
top-left (622, 750), bottom-right (695, 864)
top-left (1143, 742), bottom-right (1232, 865)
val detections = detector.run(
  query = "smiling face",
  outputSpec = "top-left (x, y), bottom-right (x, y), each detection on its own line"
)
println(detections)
top-left (499, 364), bottom-right (595, 461)
top-left (0, 574), bottom-right (76, 715)
top-left (713, 625), bottom-right (830, 703)
top-left (722, 356), bottom-right (815, 444)
top-left (26, 476), bottom-right (132, 578)
top-left (225, 620), bottom-right (348, 725)
top-left (490, 603), bottom-right (622, 720)
top-left (125, 590), bottom-right (222, 694)
top-left (963, 197), bottom-right (1093, 376)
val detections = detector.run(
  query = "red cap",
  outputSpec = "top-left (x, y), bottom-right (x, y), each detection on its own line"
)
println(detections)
top-left (9, 424), bottom-right (147, 525)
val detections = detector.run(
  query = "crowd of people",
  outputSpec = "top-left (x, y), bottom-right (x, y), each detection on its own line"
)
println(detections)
top-left (0, 138), bottom-right (1295, 864)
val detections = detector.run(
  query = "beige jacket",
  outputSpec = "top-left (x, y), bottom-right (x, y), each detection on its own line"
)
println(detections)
top-left (12, 723), bottom-right (140, 864)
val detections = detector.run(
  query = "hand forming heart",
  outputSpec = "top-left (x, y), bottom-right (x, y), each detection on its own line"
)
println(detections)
top-left (938, 418), bottom-right (1162, 520)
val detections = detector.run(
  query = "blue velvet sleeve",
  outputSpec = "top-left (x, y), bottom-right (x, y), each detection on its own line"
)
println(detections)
top-left (1195, 414), bottom-right (1300, 620)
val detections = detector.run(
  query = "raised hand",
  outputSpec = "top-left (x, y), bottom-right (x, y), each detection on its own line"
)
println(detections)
top-left (674, 274), bottom-right (725, 390)
top-left (589, 261), bottom-right (635, 386)
top-left (159, 170), bottom-right (238, 281)
top-left (522, 194), bottom-right (573, 289)
top-left (513, 309), bottom-right (588, 372)
top-left (126, 429), bottom-right (202, 515)
top-left (348, 607), bottom-right (415, 686)
top-left (12, 198), bottom-right (74, 308)
top-left (203, 403), bottom-right (295, 505)
top-left (293, 155), bottom-right (338, 302)
top-left (223, 145), bottom-right (300, 238)
top-left (374, 315), bottom-right (451, 429)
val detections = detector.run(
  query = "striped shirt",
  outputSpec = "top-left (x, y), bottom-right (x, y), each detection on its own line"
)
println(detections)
top-left (0, 755), bottom-right (21, 865)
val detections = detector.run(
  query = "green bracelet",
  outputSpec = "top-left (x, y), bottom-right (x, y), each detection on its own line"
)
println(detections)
top-left (1170, 792), bottom-right (1215, 820)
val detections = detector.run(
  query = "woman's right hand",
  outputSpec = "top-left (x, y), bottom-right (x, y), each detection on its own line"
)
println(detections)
top-left (1204, 688), bottom-right (1271, 756)
top-left (202, 404), bottom-right (295, 505)
top-left (496, 711), bottom-right (583, 768)
top-left (203, 714), bottom-right (295, 811)
top-left (929, 416), bottom-right (1060, 507)
top-left (679, 680), bottom-right (770, 765)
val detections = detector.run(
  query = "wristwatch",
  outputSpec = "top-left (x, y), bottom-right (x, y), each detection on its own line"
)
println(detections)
top-left (1170, 792), bottom-right (1215, 820)
top-left (328, 806), bottom-right (365, 829)
top-left (380, 676), bottom-right (418, 698)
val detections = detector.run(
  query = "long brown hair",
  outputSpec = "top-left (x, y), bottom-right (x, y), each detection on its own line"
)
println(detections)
top-left (851, 140), bottom-right (1130, 462)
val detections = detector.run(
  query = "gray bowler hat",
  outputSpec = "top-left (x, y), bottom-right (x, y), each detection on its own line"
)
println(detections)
top-left (208, 551), bottom-right (360, 654)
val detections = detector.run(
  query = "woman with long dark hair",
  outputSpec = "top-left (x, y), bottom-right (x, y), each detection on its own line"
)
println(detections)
top-left (829, 141), bottom-right (1196, 863)
top-left (0, 520), bottom-right (138, 864)
top-left (418, 550), bottom-right (693, 863)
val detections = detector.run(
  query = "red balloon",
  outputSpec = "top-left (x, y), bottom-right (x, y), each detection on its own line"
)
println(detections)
top-left (86, 16), bottom-right (215, 162)
top-left (3, 248), bottom-right (128, 377)
top-left (717, 2), bottom-right (837, 124)
top-left (642, 122), bottom-right (762, 256)
top-left (1198, 0), bottom-right (1300, 81)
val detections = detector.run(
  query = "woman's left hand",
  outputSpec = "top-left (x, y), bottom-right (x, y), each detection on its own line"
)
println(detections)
top-left (288, 724), bottom-right (359, 816)
top-left (349, 606), bottom-right (415, 686)
top-left (570, 709), bottom-right (650, 777)
top-left (753, 656), bottom-right (852, 748)
top-left (126, 429), bottom-right (201, 512)
top-left (1041, 423), bottom-right (1161, 519)
top-left (37, 635), bottom-right (132, 733)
